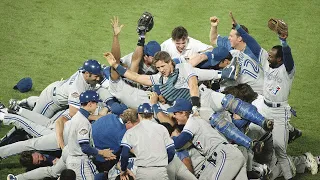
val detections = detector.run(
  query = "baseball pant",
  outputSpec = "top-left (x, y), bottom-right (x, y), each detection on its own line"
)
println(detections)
top-left (33, 81), bottom-right (63, 118)
top-left (270, 155), bottom-right (307, 180)
top-left (66, 155), bottom-right (98, 180)
top-left (136, 166), bottom-right (168, 180)
top-left (15, 145), bottom-right (69, 180)
top-left (199, 143), bottom-right (247, 180)
top-left (167, 156), bottom-right (197, 180)
top-left (0, 132), bottom-right (62, 158)
top-left (108, 78), bottom-right (150, 109)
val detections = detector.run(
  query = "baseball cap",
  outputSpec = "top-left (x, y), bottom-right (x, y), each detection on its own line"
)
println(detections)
top-left (13, 77), bottom-right (33, 93)
top-left (200, 46), bottom-right (230, 68)
top-left (79, 90), bottom-right (102, 104)
top-left (167, 98), bottom-right (192, 113)
top-left (137, 103), bottom-right (152, 114)
top-left (107, 102), bottom-right (128, 116)
top-left (144, 41), bottom-right (161, 57)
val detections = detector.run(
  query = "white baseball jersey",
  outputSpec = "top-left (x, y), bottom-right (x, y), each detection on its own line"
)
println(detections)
top-left (150, 63), bottom-right (196, 88)
top-left (120, 52), bottom-right (157, 75)
top-left (259, 49), bottom-right (295, 102)
top-left (67, 110), bottom-right (93, 156)
top-left (121, 120), bottom-right (174, 167)
top-left (55, 71), bottom-right (93, 108)
top-left (221, 50), bottom-right (264, 94)
top-left (161, 37), bottom-right (212, 61)
top-left (182, 115), bottom-right (227, 159)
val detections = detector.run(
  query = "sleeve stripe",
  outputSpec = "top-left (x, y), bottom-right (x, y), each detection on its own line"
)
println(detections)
top-left (121, 143), bottom-right (132, 149)
top-left (110, 78), bottom-right (121, 83)
top-left (182, 129), bottom-right (194, 136)
top-left (78, 139), bottom-right (90, 143)
top-left (68, 101), bottom-right (80, 106)
top-left (166, 143), bottom-right (175, 149)
top-left (186, 73), bottom-right (197, 82)
top-left (150, 76), bottom-right (155, 85)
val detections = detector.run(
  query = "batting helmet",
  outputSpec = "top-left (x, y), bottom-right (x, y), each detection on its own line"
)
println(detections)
top-left (79, 90), bottom-right (102, 104)
top-left (137, 103), bottom-right (152, 114)
top-left (82, 59), bottom-right (102, 75)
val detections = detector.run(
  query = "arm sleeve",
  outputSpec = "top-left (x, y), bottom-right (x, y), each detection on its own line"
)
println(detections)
top-left (77, 123), bottom-right (90, 144)
top-left (217, 35), bottom-right (232, 50)
top-left (172, 132), bottom-right (193, 149)
top-left (194, 68), bottom-right (221, 81)
top-left (167, 146), bottom-right (175, 163)
top-left (120, 53), bottom-right (134, 68)
top-left (235, 24), bottom-right (262, 61)
top-left (80, 142), bottom-right (98, 156)
top-left (120, 146), bottom-right (131, 171)
top-left (280, 40), bottom-right (294, 72)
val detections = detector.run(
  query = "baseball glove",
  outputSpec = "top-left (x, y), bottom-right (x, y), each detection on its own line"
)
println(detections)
top-left (137, 12), bottom-right (154, 35)
top-left (268, 18), bottom-right (288, 36)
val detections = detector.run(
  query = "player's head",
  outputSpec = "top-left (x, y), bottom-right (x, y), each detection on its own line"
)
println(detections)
top-left (229, 24), bottom-right (249, 49)
top-left (20, 151), bottom-right (47, 169)
top-left (144, 41), bottom-right (161, 66)
top-left (153, 51), bottom-right (175, 77)
top-left (137, 103), bottom-right (153, 120)
top-left (167, 98), bottom-right (192, 125)
top-left (171, 26), bottom-right (188, 53)
top-left (222, 83), bottom-right (258, 103)
top-left (120, 108), bottom-right (139, 129)
top-left (82, 59), bottom-right (102, 86)
top-left (268, 45), bottom-right (283, 68)
top-left (204, 46), bottom-right (233, 69)
top-left (79, 90), bottom-right (102, 113)
top-left (58, 169), bottom-right (76, 180)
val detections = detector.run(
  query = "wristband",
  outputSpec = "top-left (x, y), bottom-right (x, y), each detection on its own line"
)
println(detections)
top-left (137, 36), bottom-right (145, 46)
top-left (191, 96), bottom-right (200, 107)
top-left (115, 64), bottom-right (127, 76)
top-left (153, 85), bottom-right (161, 95)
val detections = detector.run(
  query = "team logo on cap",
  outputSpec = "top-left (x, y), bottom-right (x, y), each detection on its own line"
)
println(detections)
top-left (72, 92), bottom-right (80, 98)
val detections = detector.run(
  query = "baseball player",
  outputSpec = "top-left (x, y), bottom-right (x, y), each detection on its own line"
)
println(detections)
top-left (10, 59), bottom-right (102, 119)
top-left (119, 103), bottom-right (175, 180)
top-left (65, 90), bottom-right (116, 180)
top-left (161, 26), bottom-right (212, 62)
top-left (209, 16), bottom-right (257, 61)
top-left (169, 98), bottom-right (247, 179)
top-left (230, 12), bottom-right (296, 179)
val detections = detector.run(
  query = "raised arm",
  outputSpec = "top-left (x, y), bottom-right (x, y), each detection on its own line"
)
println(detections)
top-left (209, 16), bottom-right (219, 46)
top-left (280, 36), bottom-right (294, 73)
top-left (229, 12), bottom-right (262, 60)
top-left (110, 16), bottom-right (124, 63)
top-left (104, 52), bottom-right (152, 86)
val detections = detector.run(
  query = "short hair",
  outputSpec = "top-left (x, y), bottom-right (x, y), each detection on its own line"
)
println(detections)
top-left (222, 83), bottom-right (258, 103)
top-left (153, 51), bottom-right (174, 66)
top-left (60, 169), bottom-right (76, 180)
top-left (171, 26), bottom-right (188, 40)
top-left (121, 108), bottom-right (138, 123)
top-left (139, 113), bottom-right (153, 119)
top-left (20, 151), bottom-right (35, 168)
top-left (272, 45), bottom-right (283, 60)
top-left (232, 24), bottom-right (249, 36)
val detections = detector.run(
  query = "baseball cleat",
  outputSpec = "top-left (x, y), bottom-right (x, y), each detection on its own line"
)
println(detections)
top-left (0, 102), bottom-right (5, 109)
top-left (8, 99), bottom-right (20, 113)
top-left (7, 174), bottom-right (18, 180)
top-left (288, 128), bottom-right (302, 144)
top-left (305, 152), bottom-right (318, 175)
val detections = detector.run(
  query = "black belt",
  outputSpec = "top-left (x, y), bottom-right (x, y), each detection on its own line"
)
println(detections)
top-left (264, 100), bottom-right (280, 108)
top-left (137, 166), bottom-right (165, 168)
top-left (53, 87), bottom-right (57, 96)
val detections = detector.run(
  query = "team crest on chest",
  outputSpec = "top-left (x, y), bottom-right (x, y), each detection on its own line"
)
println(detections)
top-left (269, 85), bottom-right (281, 95)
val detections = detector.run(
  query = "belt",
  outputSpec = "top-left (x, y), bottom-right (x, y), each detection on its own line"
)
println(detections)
top-left (137, 166), bottom-right (165, 168)
top-left (264, 100), bottom-right (280, 108)
top-left (53, 87), bottom-right (57, 96)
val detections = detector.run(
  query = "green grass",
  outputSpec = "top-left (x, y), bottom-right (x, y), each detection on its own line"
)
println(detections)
top-left (1, 0), bottom-right (320, 179)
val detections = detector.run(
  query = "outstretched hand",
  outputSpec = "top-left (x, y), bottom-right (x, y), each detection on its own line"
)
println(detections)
top-left (103, 52), bottom-right (118, 67)
top-left (111, 16), bottom-right (124, 36)
top-left (229, 11), bottom-right (238, 26)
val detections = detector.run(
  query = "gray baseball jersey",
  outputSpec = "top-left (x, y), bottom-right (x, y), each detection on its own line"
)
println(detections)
top-left (161, 37), bottom-right (212, 61)
top-left (120, 52), bottom-right (157, 75)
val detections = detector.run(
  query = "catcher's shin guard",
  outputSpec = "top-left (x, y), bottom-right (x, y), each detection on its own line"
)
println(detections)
top-left (210, 112), bottom-right (251, 149)
top-left (222, 94), bottom-right (273, 131)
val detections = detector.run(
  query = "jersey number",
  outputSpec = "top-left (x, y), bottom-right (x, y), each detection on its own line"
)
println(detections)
top-left (241, 59), bottom-right (259, 79)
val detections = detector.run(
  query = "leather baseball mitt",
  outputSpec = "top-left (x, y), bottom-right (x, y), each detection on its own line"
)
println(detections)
top-left (268, 18), bottom-right (288, 36)
top-left (137, 12), bottom-right (154, 35)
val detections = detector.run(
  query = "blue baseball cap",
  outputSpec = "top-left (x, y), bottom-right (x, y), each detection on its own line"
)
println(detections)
top-left (144, 41), bottom-right (161, 57)
top-left (107, 102), bottom-right (128, 116)
top-left (79, 90), bottom-right (102, 104)
top-left (138, 103), bottom-right (152, 114)
top-left (167, 98), bottom-right (192, 113)
top-left (13, 77), bottom-right (33, 93)
top-left (202, 46), bottom-right (230, 67)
